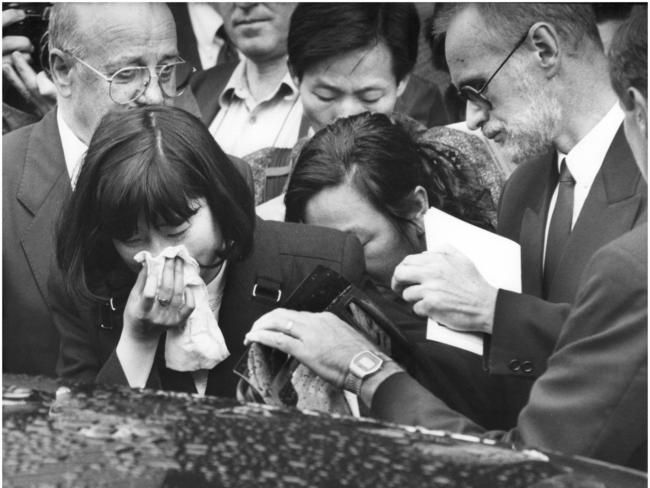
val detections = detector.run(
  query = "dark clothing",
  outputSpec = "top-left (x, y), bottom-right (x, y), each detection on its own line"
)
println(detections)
top-left (3, 110), bottom-right (67, 375)
top-left (490, 126), bottom-right (646, 379)
top-left (52, 220), bottom-right (366, 398)
top-left (371, 224), bottom-right (648, 470)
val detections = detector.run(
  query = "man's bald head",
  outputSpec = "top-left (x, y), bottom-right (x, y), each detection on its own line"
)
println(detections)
top-left (47, 3), bottom-right (178, 144)
top-left (49, 3), bottom-right (175, 59)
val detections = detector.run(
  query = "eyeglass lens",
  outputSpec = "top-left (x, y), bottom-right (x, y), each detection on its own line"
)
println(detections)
top-left (108, 64), bottom-right (180, 104)
top-left (458, 86), bottom-right (489, 107)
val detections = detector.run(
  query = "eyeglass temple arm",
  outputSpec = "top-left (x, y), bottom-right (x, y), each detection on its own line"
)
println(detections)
top-left (67, 53), bottom-right (113, 83)
top-left (479, 31), bottom-right (530, 94)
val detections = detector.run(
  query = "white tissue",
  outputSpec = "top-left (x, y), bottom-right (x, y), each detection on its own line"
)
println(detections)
top-left (133, 246), bottom-right (230, 372)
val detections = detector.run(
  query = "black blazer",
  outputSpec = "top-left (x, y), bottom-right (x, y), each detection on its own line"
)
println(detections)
top-left (489, 125), bottom-right (647, 378)
top-left (52, 219), bottom-right (365, 398)
top-left (370, 225), bottom-right (648, 470)
top-left (3, 110), bottom-right (68, 376)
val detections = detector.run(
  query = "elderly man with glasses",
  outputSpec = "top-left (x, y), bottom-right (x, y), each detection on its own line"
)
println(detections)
top-left (2, 3), bottom-right (250, 376)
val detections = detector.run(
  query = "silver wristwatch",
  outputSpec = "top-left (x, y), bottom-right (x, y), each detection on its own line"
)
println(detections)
top-left (343, 350), bottom-right (386, 395)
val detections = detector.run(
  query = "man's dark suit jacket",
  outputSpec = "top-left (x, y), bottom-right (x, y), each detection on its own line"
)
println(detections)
top-left (52, 219), bottom-right (365, 398)
top-left (3, 110), bottom-right (69, 375)
top-left (3, 109), bottom-right (253, 377)
top-left (488, 126), bottom-right (646, 379)
top-left (191, 63), bottom-right (450, 130)
top-left (371, 224), bottom-right (647, 470)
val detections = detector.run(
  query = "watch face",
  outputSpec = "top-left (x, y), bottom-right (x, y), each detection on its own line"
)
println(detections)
top-left (351, 351), bottom-right (383, 377)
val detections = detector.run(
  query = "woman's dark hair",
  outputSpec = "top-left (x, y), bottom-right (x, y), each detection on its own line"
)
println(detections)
top-left (285, 112), bottom-right (493, 237)
top-left (56, 106), bottom-right (255, 301)
top-left (288, 3), bottom-right (419, 83)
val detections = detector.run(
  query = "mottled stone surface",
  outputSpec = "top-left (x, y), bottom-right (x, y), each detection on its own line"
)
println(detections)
top-left (3, 376), bottom-right (646, 488)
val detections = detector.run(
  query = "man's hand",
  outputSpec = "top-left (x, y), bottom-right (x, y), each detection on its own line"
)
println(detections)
top-left (245, 309), bottom-right (379, 388)
top-left (391, 243), bottom-right (498, 334)
top-left (3, 9), bottom-right (32, 56)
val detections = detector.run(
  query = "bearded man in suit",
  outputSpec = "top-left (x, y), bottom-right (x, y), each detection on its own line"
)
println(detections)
top-left (2, 3), bottom-right (218, 375)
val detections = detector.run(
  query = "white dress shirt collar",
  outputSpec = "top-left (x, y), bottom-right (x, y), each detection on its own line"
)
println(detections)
top-left (218, 60), bottom-right (298, 110)
top-left (557, 103), bottom-right (624, 189)
top-left (56, 108), bottom-right (88, 189)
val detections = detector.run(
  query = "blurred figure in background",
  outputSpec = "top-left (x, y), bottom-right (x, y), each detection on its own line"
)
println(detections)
top-left (169, 3), bottom-right (239, 72)
top-left (192, 2), bottom-right (303, 160)
top-left (2, 4), bottom-right (56, 133)
top-left (593, 3), bottom-right (635, 52)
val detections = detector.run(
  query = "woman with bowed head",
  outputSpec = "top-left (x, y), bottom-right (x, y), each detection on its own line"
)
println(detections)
top-left (50, 106), bottom-right (365, 397)
top-left (283, 112), bottom-right (518, 428)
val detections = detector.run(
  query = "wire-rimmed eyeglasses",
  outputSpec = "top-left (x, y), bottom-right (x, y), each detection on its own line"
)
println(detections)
top-left (457, 30), bottom-right (529, 109)
top-left (65, 52), bottom-right (196, 105)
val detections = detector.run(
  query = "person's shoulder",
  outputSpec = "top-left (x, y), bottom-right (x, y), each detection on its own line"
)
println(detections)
top-left (590, 224), bottom-right (647, 272)
top-left (3, 116), bottom-right (38, 147)
top-left (574, 224), bottom-right (647, 300)
top-left (506, 153), bottom-right (552, 186)
top-left (3, 117), bottom-right (40, 184)
top-left (190, 61), bottom-right (239, 93)
top-left (256, 219), bottom-right (360, 258)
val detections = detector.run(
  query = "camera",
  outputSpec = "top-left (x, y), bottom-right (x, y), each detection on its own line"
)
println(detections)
top-left (3, 3), bottom-right (52, 72)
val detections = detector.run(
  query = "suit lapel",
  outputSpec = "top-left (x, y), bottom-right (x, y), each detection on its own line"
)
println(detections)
top-left (192, 63), bottom-right (238, 126)
top-left (16, 111), bottom-right (67, 215)
top-left (547, 126), bottom-right (645, 301)
top-left (519, 153), bottom-right (557, 297)
top-left (17, 111), bottom-right (71, 303)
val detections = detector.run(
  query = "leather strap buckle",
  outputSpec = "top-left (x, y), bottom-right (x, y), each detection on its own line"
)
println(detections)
top-left (252, 283), bottom-right (282, 304)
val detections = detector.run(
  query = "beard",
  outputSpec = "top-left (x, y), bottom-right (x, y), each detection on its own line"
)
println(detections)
top-left (486, 71), bottom-right (562, 166)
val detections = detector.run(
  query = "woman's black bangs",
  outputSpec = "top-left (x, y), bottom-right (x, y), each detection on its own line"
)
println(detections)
top-left (97, 149), bottom-right (201, 241)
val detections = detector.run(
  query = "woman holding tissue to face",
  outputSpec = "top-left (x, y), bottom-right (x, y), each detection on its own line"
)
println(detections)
top-left (50, 106), bottom-right (365, 397)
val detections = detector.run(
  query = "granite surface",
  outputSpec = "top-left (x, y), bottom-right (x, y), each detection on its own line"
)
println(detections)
top-left (3, 375), bottom-right (646, 487)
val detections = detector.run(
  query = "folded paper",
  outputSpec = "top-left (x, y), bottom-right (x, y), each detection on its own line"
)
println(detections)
top-left (134, 246), bottom-right (230, 372)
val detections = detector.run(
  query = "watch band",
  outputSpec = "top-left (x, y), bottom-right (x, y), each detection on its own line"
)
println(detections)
top-left (343, 369), bottom-right (364, 395)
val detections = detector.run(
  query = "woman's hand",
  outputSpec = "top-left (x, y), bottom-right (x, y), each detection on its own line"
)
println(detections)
top-left (122, 257), bottom-right (195, 344)
top-left (244, 309), bottom-right (378, 388)
top-left (117, 257), bottom-right (196, 388)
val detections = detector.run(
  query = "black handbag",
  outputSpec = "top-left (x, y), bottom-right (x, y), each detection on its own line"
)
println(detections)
top-left (233, 266), bottom-right (413, 410)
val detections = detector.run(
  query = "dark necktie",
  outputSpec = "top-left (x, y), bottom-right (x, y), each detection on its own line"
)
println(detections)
top-left (543, 158), bottom-right (575, 297)
top-left (215, 26), bottom-right (239, 66)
